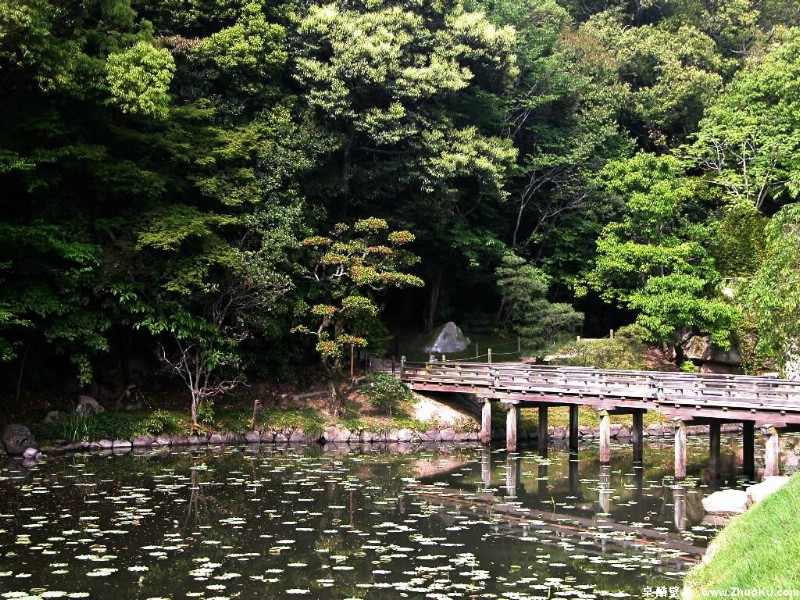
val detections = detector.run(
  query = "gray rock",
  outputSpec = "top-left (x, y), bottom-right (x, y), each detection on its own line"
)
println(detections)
top-left (397, 428), bottom-right (414, 442)
top-left (2, 424), bottom-right (36, 455)
top-left (154, 434), bottom-right (173, 446)
top-left (747, 476), bottom-right (791, 506)
top-left (324, 426), bottom-right (351, 443)
top-left (439, 428), bottom-right (456, 441)
top-left (43, 410), bottom-right (65, 424)
top-left (113, 440), bottom-right (132, 450)
top-left (274, 432), bottom-right (289, 443)
top-left (98, 439), bottom-right (113, 449)
top-left (288, 430), bottom-right (307, 443)
top-left (420, 322), bottom-right (471, 354)
top-left (75, 395), bottom-right (104, 416)
top-left (702, 489), bottom-right (748, 515)
top-left (259, 430), bottom-right (274, 443)
top-left (132, 435), bottom-right (155, 447)
top-left (22, 447), bottom-right (38, 459)
top-left (244, 431), bottom-right (261, 444)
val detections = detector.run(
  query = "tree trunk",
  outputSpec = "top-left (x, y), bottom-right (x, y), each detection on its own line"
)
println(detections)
top-left (423, 269), bottom-right (443, 333)
top-left (15, 338), bottom-right (33, 403)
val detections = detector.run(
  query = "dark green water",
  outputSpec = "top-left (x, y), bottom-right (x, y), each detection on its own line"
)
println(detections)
top-left (0, 436), bottom-right (785, 599)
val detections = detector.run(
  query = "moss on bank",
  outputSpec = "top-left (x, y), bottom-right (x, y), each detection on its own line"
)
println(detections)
top-left (683, 474), bottom-right (800, 597)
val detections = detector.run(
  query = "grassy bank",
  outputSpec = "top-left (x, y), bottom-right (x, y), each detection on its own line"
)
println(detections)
top-left (683, 474), bottom-right (800, 597)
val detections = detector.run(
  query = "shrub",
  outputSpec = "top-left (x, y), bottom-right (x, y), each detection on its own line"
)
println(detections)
top-left (361, 372), bottom-right (413, 416)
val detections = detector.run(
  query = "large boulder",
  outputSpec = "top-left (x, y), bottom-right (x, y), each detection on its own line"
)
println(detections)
top-left (420, 322), bottom-right (471, 354)
top-left (75, 395), bottom-right (105, 416)
top-left (684, 335), bottom-right (741, 367)
top-left (746, 476), bottom-right (791, 506)
top-left (701, 489), bottom-right (748, 515)
top-left (2, 424), bottom-right (36, 455)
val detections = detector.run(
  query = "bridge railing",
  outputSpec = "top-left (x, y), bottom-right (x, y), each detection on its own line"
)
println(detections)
top-left (400, 361), bottom-right (800, 409)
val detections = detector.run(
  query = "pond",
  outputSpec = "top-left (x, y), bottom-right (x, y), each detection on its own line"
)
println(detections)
top-left (0, 436), bottom-right (793, 600)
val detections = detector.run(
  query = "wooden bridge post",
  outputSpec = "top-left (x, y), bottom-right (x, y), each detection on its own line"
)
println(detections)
top-left (538, 406), bottom-right (549, 455)
top-left (763, 425), bottom-right (780, 477)
top-left (674, 419), bottom-right (687, 481)
top-left (400, 355), bottom-right (406, 378)
top-left (569, 405), bottom-right (579, 452)
top-left (709, 422), bottom-right (721, 479)
top-left (598, 410), bottom-right (611, 464)
top-left (506, 403), bottom-right (519, 453)
top-left (632, 411), bottom-right (644, 463)
top-left (742, 421), bottom-right (755, 480)
top-left (480, 398), bottom-right (492, 445)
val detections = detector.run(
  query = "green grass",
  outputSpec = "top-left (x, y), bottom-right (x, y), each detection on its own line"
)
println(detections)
top-left (683, 474), bottom-right (800, 595)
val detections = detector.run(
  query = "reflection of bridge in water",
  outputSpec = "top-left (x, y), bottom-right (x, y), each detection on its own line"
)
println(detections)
top-left (412, 450), bottom-right (705, 579)
top-left (401, 361), bottom-right (800, 480)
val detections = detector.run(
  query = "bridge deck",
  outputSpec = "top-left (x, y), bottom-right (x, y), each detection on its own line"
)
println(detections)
top-left (401, 362), bottom-right (800, 427)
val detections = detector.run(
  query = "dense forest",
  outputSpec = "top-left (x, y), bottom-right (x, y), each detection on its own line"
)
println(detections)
top-left (3, 0), bottom-right (800, 409)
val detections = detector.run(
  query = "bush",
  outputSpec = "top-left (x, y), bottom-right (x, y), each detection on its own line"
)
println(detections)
top-left (361, 372), bottom-right (413, 416)
top-left (551, 324), bottom-right (649, 370)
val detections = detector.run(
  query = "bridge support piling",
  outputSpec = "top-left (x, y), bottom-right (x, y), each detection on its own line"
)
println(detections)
top-left (598, 410), bottom-right (611, 463)
top-left (538, 407), bottom-right (549, 455)
top-left (743, 421), bottom-right (755, 480)
top-left (709, 422), bottom-right (721, 479)
top-left (674, 419), bottom-right (687, 481)
top-left (763, 425), bottom-right (780, 477)
top-left (568, 405), bottom-right (579, 452)
top-left (506, 403), bottom-right (519, 453)
top-left (480, 398), bottom-right (492, 445)
top-left (632, 411), bottom-right (643, 463)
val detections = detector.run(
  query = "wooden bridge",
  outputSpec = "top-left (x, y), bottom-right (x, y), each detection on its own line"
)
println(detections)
top-left (399, 361), bottom-right (800, 480)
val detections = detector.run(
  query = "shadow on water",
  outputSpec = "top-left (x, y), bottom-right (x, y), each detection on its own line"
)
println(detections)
top-left (0, 435), bottom-right (796, 599)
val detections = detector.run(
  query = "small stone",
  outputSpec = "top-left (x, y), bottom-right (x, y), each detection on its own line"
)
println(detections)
top-left (98, 439), bottom-right (113, 449)
top-left (244, 431), bottom-right (261, 444)
top-left (22, 447), bottom-right (38, 459)
top-left (113, 440), bottom-right (132, 449)
top-left (154, 434), bottom-right (172, 446)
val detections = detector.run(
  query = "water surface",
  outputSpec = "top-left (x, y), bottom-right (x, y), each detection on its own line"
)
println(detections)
top-left (0, 436), bottom-right (786, 599)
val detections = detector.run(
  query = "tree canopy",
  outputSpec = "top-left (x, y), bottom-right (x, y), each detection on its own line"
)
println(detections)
top-left (3, 0), bottom-right (800, 401)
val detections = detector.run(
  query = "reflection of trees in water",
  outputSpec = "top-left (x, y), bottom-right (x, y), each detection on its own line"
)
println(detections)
top-left (183, 461), bottom-right (210, 531)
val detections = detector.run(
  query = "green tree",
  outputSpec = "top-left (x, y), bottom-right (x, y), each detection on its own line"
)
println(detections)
top-left (741, 203), bottom-right (800, 376)
top-left (584, 152), bottom-right (739, 356)
top-left (293, 218), bottom-right (423, 411)
top-left (294, 0), bottom-right (517, 331)
top-left (496, 252), bottom-right (583, 354)
top-left (690, 27), bottom-right (800, 213)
